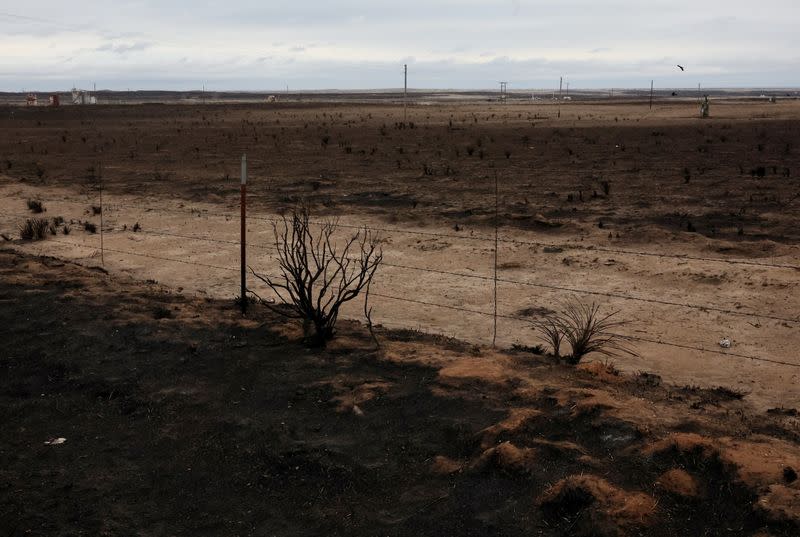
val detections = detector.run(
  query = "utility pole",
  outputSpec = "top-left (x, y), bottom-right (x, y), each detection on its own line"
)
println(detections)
top-left (649, 80), bottom-right (654, 110)
top-left (558, 77), bottom-right (563, 118)
top-left (499, 81), bottom-right (508, 103)
top-left (404, 64), bottom-right (408, 120)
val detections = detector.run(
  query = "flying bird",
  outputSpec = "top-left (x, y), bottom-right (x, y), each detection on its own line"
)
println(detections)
top-left (677, 65), bottom-right (685, 71)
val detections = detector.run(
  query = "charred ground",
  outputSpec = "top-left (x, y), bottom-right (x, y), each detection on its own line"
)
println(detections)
top-left (1, 249), bottom-right (799, 536)
top-left (1, 100), bottom-right (799, 245)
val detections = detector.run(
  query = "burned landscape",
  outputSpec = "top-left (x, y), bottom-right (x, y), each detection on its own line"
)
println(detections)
top-left (2, 97), bottom-right (800, 535)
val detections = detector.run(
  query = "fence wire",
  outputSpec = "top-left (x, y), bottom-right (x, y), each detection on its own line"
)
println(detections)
top-left (2, 200), bottom-right (799, 370)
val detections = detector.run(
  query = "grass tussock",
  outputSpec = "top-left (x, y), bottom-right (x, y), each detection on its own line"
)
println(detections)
top-left (26, 199), bottom-right (45, 213)
top-left (534, 299), bottom-right (637, 365)
top-left (19, 218), bottom-right (50, 240)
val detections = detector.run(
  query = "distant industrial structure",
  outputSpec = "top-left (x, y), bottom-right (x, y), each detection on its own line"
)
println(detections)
top-left (26, 93), bottom-right (62, 106)
top-left (22, 88), bottom-right (95, 106)
top-left (71, 87), bottom-right (97, 105)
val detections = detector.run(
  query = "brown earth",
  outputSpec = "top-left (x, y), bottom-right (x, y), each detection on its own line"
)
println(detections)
top-left (1, 99), bottom-right (800, 534)
top-left (1, 100), bottom-right (799, 409)
top-left (2, 248), bottom-right (800, 536)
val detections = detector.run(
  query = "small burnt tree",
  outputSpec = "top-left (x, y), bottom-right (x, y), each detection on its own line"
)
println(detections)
top-left (252, 206), bottom-right (382, 346)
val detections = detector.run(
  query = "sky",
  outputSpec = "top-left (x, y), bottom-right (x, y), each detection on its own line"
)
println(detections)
top-left (1, 1), bottom-right (798, 92)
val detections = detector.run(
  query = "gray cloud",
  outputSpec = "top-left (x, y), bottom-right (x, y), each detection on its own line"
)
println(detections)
top-left (95, 41), bottom-right (152, 54)
top-left (0, 1), bottom-right (798, 91)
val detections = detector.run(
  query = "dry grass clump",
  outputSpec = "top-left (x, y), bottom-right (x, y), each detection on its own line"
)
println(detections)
top-left (534, 299), bottom-right (637, 364)
top-left (26, 199), bottom-right (45, 213)
top-left (19, 218), bottom-right (50, 240)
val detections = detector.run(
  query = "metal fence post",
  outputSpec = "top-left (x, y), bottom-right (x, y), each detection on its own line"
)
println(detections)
top-left (493, 171), bottom-right (498, 347)
top-left (240, 154), bottom-right (247, 313)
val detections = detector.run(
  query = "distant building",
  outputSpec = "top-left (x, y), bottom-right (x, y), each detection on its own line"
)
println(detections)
top-left (71, 88), bottom-right (97, 105)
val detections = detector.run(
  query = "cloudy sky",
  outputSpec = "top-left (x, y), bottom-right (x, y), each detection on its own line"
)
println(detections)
top-left (1, 1), bottom-right (798, 92)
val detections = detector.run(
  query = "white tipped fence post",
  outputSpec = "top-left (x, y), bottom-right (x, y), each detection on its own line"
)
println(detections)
top-left (240, 154), bottom-right (247, 314)
top-left (492, 171), bottom-right (499, 347)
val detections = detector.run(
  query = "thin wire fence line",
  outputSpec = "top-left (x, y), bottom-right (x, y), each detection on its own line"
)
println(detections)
top-left (366, 260), bottom-right (800, 324)
top-left (1, 209), bottom-right (798, 325)
top-left (371, 292), bottom-right (800, 369)
top-left (41, 236), bottom-right (238, 273)
top-left (21, 196), bottom-right (800, 271)
top-left (620, 334), bottom-right (800, 369)
top-left (4, 230), bottom-right (799, 370)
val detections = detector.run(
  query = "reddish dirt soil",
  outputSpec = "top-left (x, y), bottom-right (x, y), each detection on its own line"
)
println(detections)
top-left (2, 248), bottom-right (800, 536)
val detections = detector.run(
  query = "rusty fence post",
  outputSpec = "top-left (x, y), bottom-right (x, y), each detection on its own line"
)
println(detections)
top-left (240, 154), bottom-right (247, 313)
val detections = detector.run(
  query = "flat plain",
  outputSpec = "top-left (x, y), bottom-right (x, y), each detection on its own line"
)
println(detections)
top-left (1, 97), bottom-right (799, 535)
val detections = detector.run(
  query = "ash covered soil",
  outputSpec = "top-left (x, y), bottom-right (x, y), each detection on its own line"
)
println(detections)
top-left (1, 249), bottom-right (800, 536)
top-left (1, 99), bottom-right (799, 243)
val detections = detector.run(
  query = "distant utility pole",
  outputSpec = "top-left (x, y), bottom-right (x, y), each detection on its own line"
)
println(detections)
top-left (499, 81), bottom-right (508, 103)
top-left (558, 77), bottom-right (563, 118)
top-left (649, 80), bottom-right (654, 110)
top-left (404, 64), bottom-right (408, 120)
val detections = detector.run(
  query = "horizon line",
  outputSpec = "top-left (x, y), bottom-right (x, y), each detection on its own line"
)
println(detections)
top-left (4, 86), bottom-right (800, 94)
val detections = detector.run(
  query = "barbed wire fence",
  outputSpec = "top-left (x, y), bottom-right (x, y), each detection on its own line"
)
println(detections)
top-left (2, 173), bottom-right (800, 372)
